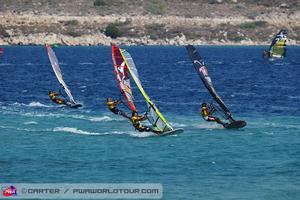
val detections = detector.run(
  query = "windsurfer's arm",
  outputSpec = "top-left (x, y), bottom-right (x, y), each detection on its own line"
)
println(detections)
top-left (138, 114), bottom-right (147, 121)
top-left (114, 99), bottom-right (121, 105)
top-left (208, 107), bottom-right (216, 115)
top-left (53, 92), bottom-right (60, 97)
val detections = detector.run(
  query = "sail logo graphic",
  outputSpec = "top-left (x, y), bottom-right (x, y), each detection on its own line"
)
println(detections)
top-left (1, 185), bottom-right (17, 197)
top-left (199, 66), bottom-right (208, 76)
top-left (117, 62), bottom-right (129, 82)
top-left (194, 60), bottom-right (208, 76)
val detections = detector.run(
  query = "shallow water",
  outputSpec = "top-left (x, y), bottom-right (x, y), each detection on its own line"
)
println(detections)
top-left (0, 46), bottom-right (299, 199)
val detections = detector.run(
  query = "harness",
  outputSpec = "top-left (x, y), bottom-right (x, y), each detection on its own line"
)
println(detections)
top-left (107, 101), bottom-right (115, 110)
top-left (201, 106), bottom-right (209, 117)
top-left (131, 116), bottom-right (142, 129)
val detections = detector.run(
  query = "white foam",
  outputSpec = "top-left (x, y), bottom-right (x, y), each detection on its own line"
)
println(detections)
top-left (88, 116), bottom-right (114, 122)
top-left (288, 96), bottom-right (300, 100)
top-left (53, 127), bottom-right (104, 135)
top-left (170, 122), bottom-right (188, 127)
top-left (12, 102), bottom-right (53, 108)
top-left (24, 121), bottom-right (38, 125)
top-left (79, 62), bottom-right (94, 65)
top-left (53, 127), bottom-right (127, 136)
top-left (53, 126), bottom-right (155, 137)
top-left (193, 123), bottom-right (223, 129)
top-left (128, 131), bottom-right (155, 138)
top-left (69, 115), bottom-right (123, 122)
top-left (28, 102), bottom-right (52, 107)
top-left (0, 125), bottom-right (50, 132)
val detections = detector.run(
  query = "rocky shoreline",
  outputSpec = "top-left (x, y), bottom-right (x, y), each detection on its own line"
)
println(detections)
top-left (0, 11), bottom-right (299, 46)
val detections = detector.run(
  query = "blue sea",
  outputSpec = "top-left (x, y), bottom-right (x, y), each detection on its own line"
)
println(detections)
top-left (0, 46), bottom-right (300, 199)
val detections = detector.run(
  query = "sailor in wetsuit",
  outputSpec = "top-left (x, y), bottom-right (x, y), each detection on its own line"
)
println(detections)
top-left (106, 97), bottom-right (129, 119)
top-left (262, 50), bottom-right (270, 59)
top-left (49, 91), bottom-right (67, 105)
top-left (201, 102), bottom-right (226, 126)
top-left (131, 111), bottom-right (160, 134)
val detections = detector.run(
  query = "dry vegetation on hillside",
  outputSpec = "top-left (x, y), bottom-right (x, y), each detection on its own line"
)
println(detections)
top-left (0, 0), bottom-right (299, 45)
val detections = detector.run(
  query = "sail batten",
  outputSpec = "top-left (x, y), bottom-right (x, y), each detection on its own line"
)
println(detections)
top-left (46, 44), bottom-right (76, 104)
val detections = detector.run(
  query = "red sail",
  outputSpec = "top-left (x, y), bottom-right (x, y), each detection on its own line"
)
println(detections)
top-left (112, 45), bottom-right (137, 111)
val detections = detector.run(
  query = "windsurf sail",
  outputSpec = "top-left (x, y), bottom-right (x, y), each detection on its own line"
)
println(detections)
top-left (186, 45), bottom-right (233, 120)
top-left (112, 45), bottom-right (137, 111)
top-left (45, 44), bottom-right (77, 105)
top-left (117, 46), bottom-right (173, 133)
top-left (269, 29), bottom-right (288, 58)
top-left (0, 48), bottom-right (3, 55)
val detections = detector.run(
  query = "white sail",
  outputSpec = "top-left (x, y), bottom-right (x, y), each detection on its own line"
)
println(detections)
top-left (46, 44), bottom-right (76, 104)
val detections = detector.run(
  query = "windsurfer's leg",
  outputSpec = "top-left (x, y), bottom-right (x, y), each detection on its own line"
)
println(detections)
top-left (215, 117), bottom-right (226, 126)
top-left (136, 127), bottom-right (145, 132)
top-left (110, 108), bottom-right (119, 115)
top-left (135, 126), bottom-right (151, 133)
top-left (207, 116), bottom-right (226, 125)
top-left (110, 108), bottom-right (130, 119)
top-left (55, 98), bottom-right (66, 105)
top-left (118, 110), bottom-right (130, 119)
top-left (143, 126), bottom-right (161, 134)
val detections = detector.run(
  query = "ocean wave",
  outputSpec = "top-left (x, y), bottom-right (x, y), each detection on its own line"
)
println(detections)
top-left (11, 102), bottom-right (53, 108)
top-left (28, 102), bottom-right (53, 107)
top-left (24, 121), bottom-right (38, 125)
top-left (234, 60), bottom-right (253, 64)
top-left (0, 63), bottom-right (14, 66)
top-left (18, 111), bottom-right (124, 122)
top-left (61, 114), bottom-right (125, 122)
top-left (211, 61), bottom-right (224, 65)
top-left (88, 116), bottom-right (114, 122)
top-left (79, 62), bottom-right (94, 65)
top-left (53, 127), bottom-right (126, 136)
top-left (176, 60), bottom-right (188, 64)
top-left (0, 125), bottom-right (50, 132)
top-left (128, 131), bottom-right (155, 138)
top-left (170, 122), bottom-right (188, 127)
top-left (288, 96), bottom-right (300, 100)
top-left (193, 123), bottom-right (223, 129)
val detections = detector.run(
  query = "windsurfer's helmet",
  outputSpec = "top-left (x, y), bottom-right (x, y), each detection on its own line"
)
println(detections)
top-left (132, 111), bottom-right (138, 117)
top-left (106, 97), bottom-right (112, 102)
top-left (202, 102), bottom-right (207, 107)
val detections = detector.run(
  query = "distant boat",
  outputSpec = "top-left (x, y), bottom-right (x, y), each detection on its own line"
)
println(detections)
top-left (263, 29), bottom-right (288, 59)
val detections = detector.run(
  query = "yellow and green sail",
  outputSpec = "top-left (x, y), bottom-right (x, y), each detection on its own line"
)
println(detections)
top-left (119, 48), bottom-right (173, 133)
top-left (269, 29), bottom-right (288, 58)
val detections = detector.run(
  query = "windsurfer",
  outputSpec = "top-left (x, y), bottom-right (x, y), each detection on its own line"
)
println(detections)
top-left (49, 91), bottom-right (67, 105)
top-left (131, 111), bottom-right (161, 134)
top-left (106, 97), bottom-right (130, 119)
top-left (262, 50), bottom-right (270, 59)
top-left (201, 102), bottom-right (227, 126)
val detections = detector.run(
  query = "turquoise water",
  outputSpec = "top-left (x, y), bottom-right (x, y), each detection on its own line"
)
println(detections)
top-left (0, 46), bottom-right (300, 199)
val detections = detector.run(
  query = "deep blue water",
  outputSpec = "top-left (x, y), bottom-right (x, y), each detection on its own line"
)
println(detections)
top-left (0, 46), bottom-right (300, 199)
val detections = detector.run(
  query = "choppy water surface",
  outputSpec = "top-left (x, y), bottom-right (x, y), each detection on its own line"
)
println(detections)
top-left (0, 46), bottom-right (299, 199)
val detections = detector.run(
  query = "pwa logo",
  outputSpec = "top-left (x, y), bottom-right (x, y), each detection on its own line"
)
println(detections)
top-left (2, 186), bottom-right (17, 197)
